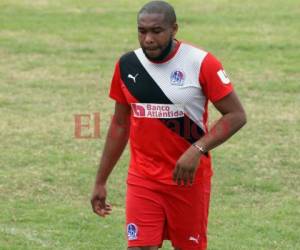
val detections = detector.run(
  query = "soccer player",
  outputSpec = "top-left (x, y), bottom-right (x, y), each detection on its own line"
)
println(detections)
top-left (91, 1), bottom-right (247, 250)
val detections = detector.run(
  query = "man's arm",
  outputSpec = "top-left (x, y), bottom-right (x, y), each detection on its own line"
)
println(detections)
top-left (91, 102), bottom-right (131, 217)
top-left (173, 91), bottom-right (247, 185)
top-left (197, 90), bottom-right (247, 151)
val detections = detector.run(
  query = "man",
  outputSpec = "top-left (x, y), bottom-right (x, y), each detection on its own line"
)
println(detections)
top-left (91, 1), bottom-right (247, 250)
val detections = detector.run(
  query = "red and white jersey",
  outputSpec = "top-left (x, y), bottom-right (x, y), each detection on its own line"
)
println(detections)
top-left (109, 41), bottom-right (233, 185)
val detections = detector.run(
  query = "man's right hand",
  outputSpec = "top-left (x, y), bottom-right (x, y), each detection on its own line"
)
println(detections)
top-left (91, 184), bottom-right (112, 217)
top-left (91, 102), bottom-right (130, 218)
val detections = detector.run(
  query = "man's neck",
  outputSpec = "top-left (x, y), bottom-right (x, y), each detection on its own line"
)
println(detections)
top-left (150, 39), bottom-right (178, 63)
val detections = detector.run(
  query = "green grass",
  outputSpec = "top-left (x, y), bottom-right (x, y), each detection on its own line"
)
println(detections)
top-left (0, 0), bottom-right (299, 249)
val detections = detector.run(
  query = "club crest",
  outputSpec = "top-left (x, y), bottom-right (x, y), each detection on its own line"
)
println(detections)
top-left (170, 70), bottom-right (185, 86)
top-left (127, 223), bottom-right (138, 240)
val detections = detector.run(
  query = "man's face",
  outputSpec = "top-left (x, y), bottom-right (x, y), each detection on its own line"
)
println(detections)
top-left (138, 13), bottom-right (177, 60)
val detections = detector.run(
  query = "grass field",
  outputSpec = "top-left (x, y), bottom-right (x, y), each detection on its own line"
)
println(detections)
top-left (0, 0), bottom-right (299, 249)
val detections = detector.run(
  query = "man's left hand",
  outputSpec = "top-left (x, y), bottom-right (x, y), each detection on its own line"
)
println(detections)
top-left (173, 146), bottom-right (202, 186)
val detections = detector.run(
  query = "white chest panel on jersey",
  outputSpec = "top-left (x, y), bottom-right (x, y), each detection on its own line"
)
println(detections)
top-left (134, 43), bottom-right (208, 130)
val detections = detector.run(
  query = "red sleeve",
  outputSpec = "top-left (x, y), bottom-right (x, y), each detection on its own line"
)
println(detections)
top-left (109, 61), bottom-right (128, 104)
top-left (199, 53), bottom-right (233, 103)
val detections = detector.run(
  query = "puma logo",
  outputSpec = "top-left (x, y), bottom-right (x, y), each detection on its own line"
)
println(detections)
top-left (128, 73), bottom-right (139, 83)
top-left (189, 234), bottom-right (200, 244)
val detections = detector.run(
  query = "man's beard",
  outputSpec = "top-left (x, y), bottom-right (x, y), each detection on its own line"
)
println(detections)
top-left (143, 37), bottom-right (174, 62)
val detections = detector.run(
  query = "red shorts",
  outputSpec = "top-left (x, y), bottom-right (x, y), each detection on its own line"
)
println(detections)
top-left (126, 174), bottom-right (211, 250)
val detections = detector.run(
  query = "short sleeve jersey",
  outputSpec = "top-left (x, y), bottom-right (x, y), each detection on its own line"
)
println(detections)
top-left (109, 41), bottom-right (233, 185)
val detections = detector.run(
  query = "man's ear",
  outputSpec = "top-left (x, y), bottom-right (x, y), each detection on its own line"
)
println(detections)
top-left (172, 23), bottom-right (178, 37)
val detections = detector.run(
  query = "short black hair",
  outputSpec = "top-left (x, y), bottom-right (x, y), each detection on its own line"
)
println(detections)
top-left (138, 1), bottom-right (177, 25)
